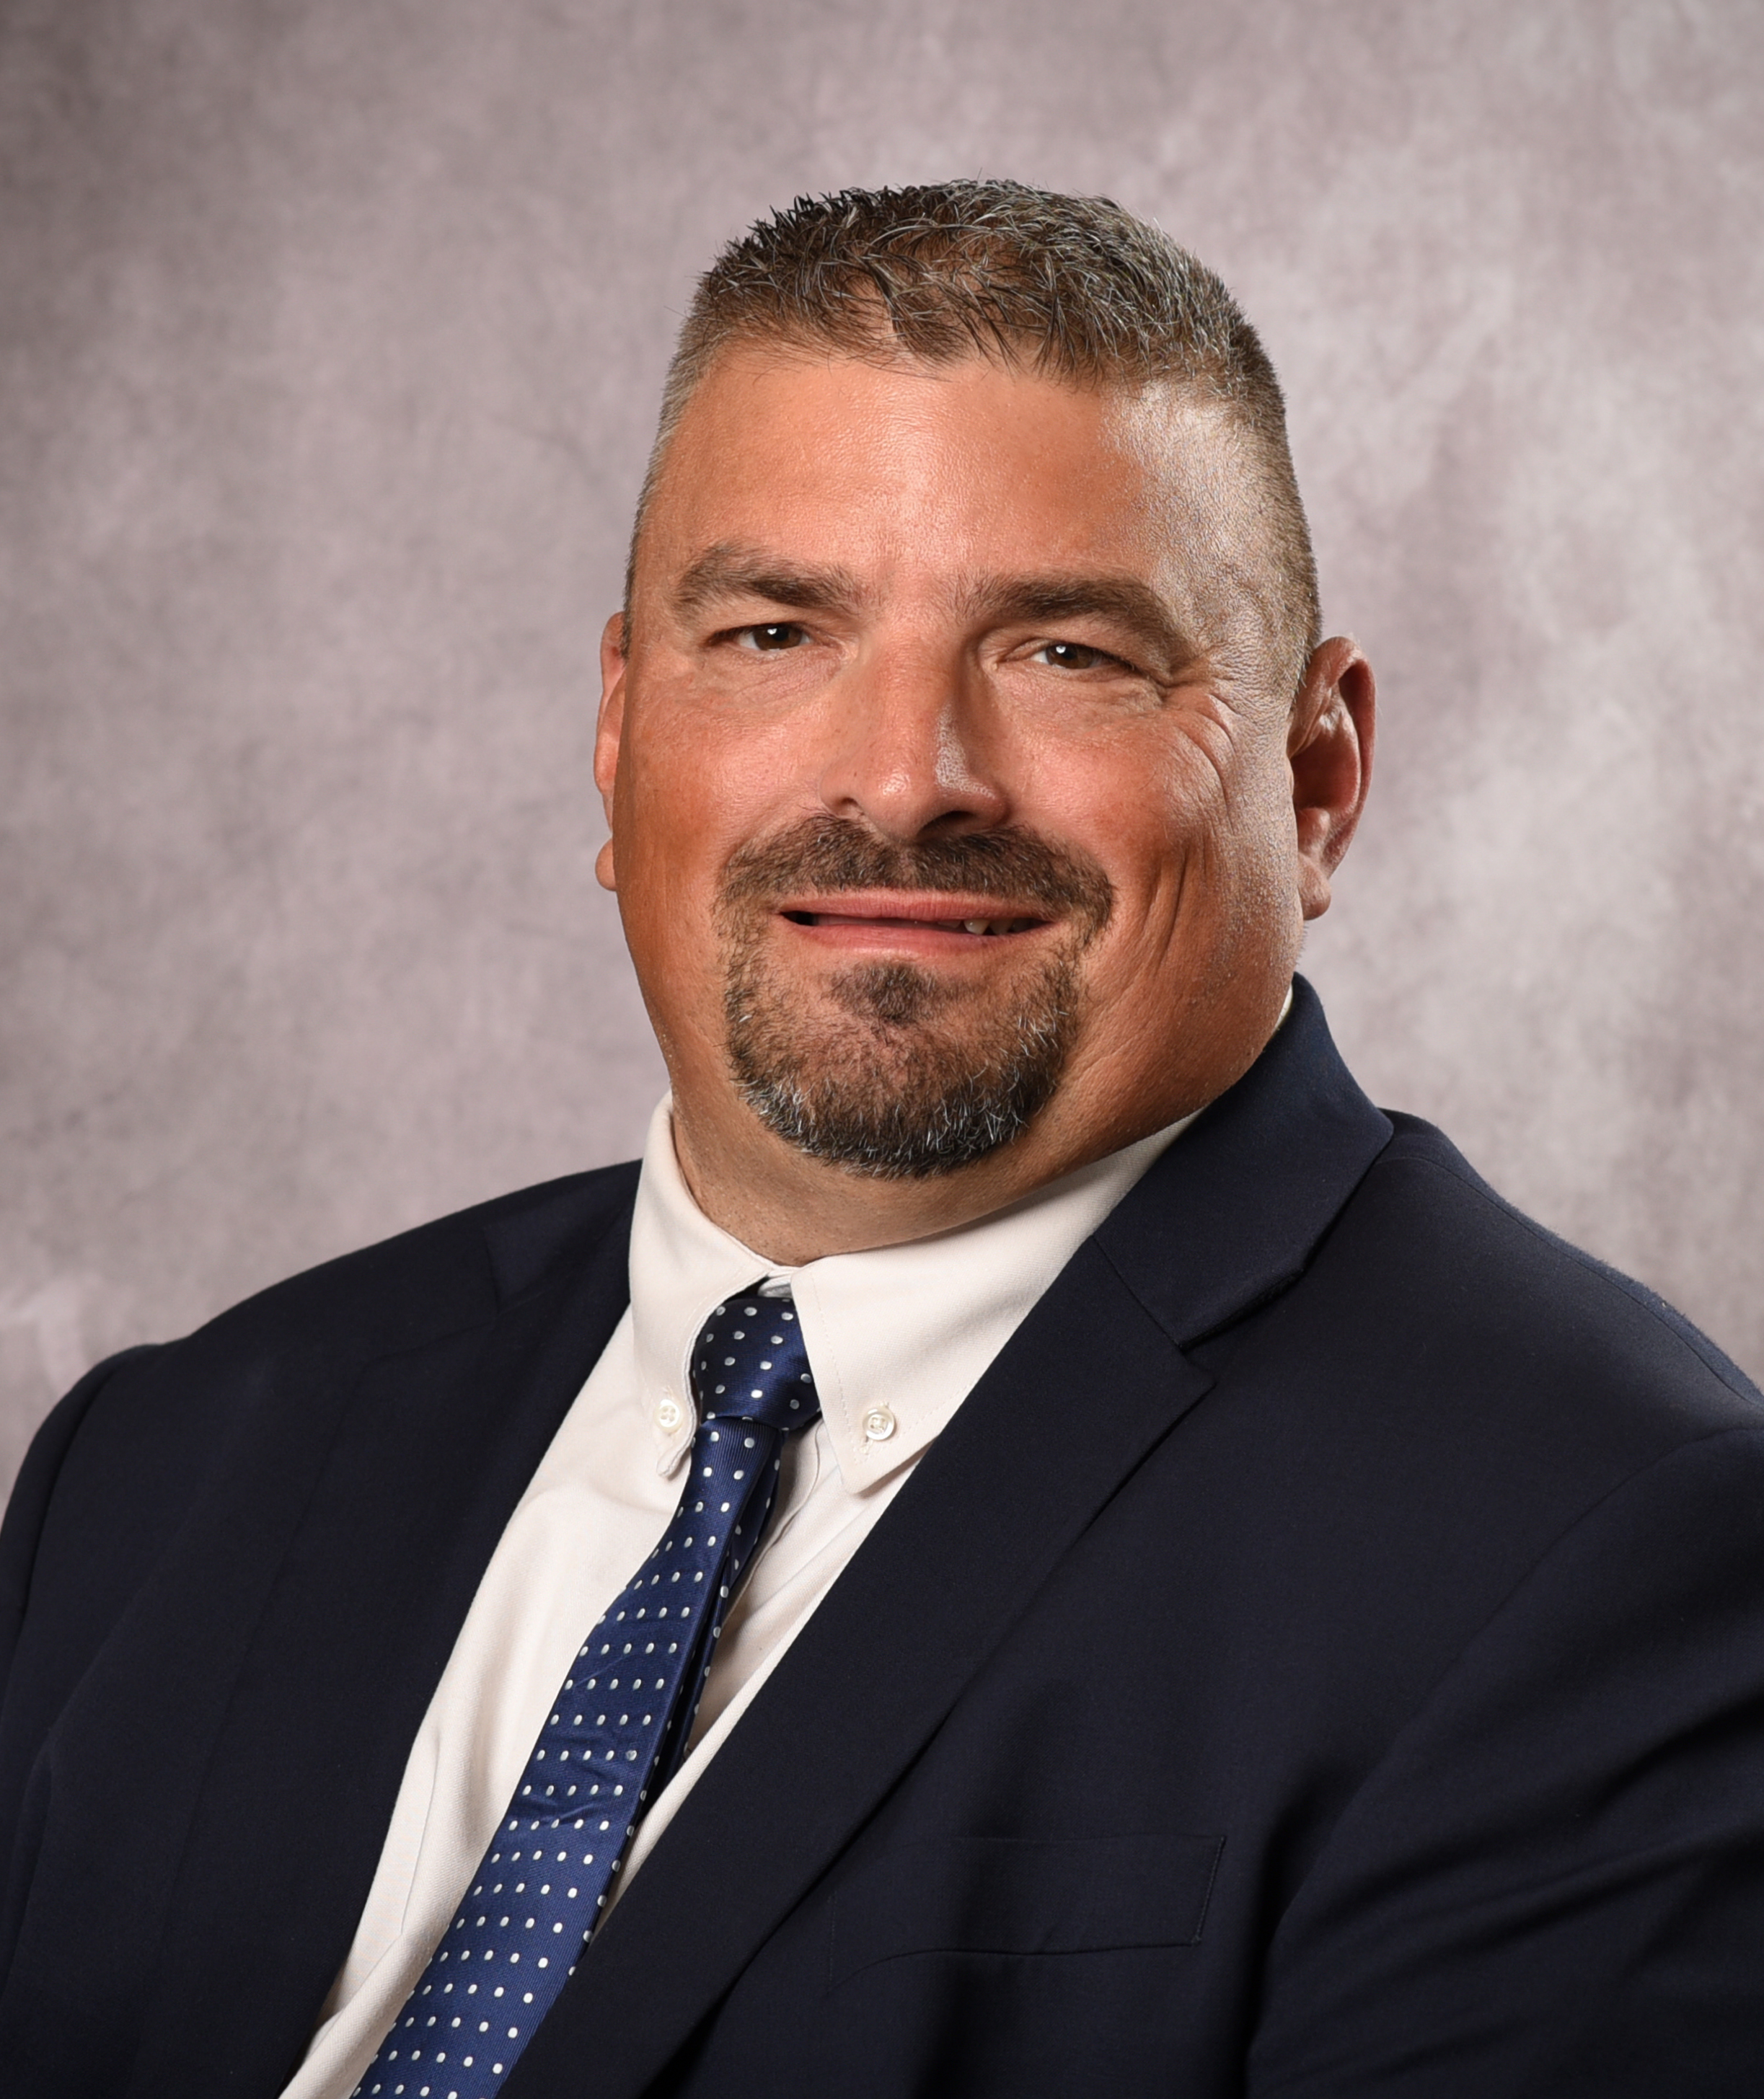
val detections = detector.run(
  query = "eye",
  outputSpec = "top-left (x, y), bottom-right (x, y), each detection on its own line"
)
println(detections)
top-left (1033, 640), bottom-right (1120, 672)
top-left (734, 622), bottom-right (808, 653)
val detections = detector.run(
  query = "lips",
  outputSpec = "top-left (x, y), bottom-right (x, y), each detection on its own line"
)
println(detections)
top-left (785, 911), bottom-right (1043, 937)
top-left (718, 818), bottom-right (1116, 956)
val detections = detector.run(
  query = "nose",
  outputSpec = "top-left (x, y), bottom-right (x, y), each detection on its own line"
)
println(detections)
top-left (813, 648), bottom-right (1009, 841)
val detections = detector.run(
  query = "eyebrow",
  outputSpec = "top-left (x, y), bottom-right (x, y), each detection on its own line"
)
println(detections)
top-left (671, 542), bottom-right (865, 619)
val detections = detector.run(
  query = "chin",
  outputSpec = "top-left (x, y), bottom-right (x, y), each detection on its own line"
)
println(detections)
top-left (725, 953), bottom-right (1083, 1180)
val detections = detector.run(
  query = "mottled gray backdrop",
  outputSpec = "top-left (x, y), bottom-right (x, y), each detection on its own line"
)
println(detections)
top-left (4, 0), bottom-right (1762, 1490)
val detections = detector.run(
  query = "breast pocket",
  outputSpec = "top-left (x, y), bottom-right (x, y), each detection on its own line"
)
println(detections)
top-left (828, 1832), bottom-right (1225, 1987)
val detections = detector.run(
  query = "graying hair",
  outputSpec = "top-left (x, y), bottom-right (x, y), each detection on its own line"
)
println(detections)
top-left (626, 180), bottom-right (1321, 692)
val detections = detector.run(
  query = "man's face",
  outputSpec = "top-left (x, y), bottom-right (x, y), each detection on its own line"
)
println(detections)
top-left (599, 347), bottom-right (1325, 1204)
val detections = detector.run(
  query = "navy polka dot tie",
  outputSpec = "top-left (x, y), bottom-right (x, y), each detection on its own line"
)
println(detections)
top-left (354, 1286), bottom-right (821, 2098)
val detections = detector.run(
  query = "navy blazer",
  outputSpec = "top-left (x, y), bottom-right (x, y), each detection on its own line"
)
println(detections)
top-left (4, 981), bottom-right (1764, 2097)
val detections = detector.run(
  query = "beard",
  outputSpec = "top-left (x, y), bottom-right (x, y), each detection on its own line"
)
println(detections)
top-left (717, 817), bottom-right (1113, 1179)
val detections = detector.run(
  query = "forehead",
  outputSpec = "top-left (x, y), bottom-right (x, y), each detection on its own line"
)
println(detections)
top-left (637, 347), bottom-right (1243, 604)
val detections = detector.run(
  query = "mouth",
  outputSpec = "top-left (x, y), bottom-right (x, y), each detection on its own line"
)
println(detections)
top-left (775, 891), bottom-right (1054, 952)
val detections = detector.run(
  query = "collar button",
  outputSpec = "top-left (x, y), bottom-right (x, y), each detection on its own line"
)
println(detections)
top-left (862, 1406), bottom-right (897, 1444)
top-left (656, 1395), bottom-right (685, 1433)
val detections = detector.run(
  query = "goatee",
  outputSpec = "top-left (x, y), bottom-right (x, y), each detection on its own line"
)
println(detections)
top-left (718, 818), bottom-right (1113, 1179)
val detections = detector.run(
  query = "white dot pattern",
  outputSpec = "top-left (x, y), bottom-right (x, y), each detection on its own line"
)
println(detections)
top-left (352, 1288), bottom-right (821, 2099)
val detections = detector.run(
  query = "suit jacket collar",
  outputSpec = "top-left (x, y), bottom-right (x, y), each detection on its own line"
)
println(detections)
top-left (505, 977), bottom-right (1392, 2099)
top-left (1098, 974), bottom-right (1395, 1349)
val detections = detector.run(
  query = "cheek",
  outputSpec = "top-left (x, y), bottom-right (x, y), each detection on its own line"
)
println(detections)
top-left (614, 706), bottom-right (816, 1020)
top-left (1050, 741), bottom-right (1289, 965)
top-left (612, 756), bottom-right (728, 991)
top-left (620, 705), bottom-right (762, 888)
top-left (1022, 738), bottom-right (1213, 916)
top-left (624, 656), bottom-right (824, 823)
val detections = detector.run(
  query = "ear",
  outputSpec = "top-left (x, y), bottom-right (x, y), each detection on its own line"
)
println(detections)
top-left (594, 611), bottom-right (630, 893)
top-left (1289, 636), bottom-right (1375, 922)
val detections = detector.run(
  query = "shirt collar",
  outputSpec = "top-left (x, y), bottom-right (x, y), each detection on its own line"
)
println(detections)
top-left (627, 1097), bottom-right (1203, 1492)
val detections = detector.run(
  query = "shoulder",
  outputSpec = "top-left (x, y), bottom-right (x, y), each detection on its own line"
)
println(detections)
top-left (145, 1157), bottom-right (640, 1377)
top-left (1, 1161), bottom-right (641, 1590)
top-left (1357, 1112), bottom-right (1755, 1407)
top-left (1260, 1110), bottom-right (1764, 1525)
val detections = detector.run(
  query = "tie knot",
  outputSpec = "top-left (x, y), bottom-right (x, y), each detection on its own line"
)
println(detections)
top-left (690, 1286), bottom-right (821, 1432)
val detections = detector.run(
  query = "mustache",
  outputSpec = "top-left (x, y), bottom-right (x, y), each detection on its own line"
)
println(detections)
top-left (718, 816), bottom-right (1115, 929)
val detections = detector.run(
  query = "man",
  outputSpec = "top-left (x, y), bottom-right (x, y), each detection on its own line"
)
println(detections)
top-left (2, 181), bottom-right (1762, 2098)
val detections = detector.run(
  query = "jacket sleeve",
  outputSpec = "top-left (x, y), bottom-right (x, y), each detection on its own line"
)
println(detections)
top-left (0, 1347), bottom-right (161, 1713)
top-left (1248, 1423), bottom-right (1764, 2099)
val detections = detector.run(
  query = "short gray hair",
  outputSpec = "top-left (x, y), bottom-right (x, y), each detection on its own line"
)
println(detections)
top-left (628, 180), bottom-right (1320, 691)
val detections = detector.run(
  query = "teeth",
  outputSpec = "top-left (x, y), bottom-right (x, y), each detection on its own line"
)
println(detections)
top-left (963, 919), bottom-right (989, 935)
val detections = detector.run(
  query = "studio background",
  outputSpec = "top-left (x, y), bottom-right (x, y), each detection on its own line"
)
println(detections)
top-left (4, 0), bottom-right (1760, 1492)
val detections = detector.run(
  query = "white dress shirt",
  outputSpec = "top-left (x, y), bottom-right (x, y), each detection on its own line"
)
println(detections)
top-left (281, 1096), bottom-right (1194, 2098)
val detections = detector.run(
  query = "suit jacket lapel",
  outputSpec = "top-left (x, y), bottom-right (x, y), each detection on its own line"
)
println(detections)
top-left (120, 1175), bottom-right (638, 2098)
top-left (510, 980), bottom-right (1393, 2099)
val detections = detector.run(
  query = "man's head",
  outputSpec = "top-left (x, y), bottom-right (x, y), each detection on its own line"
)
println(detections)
top-left (596, 181), bottom-right (1374, 1260)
